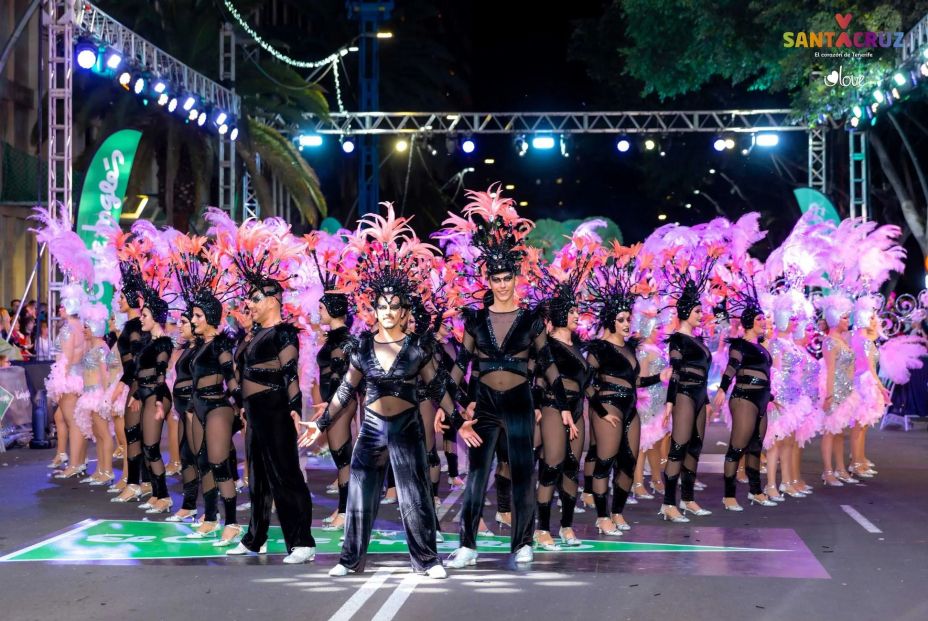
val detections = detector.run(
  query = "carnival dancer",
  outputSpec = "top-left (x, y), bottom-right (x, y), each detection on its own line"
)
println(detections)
top-left (435, 186), bottom-right (572, 567)
top-left (306, 203), bottom-right (456, 578)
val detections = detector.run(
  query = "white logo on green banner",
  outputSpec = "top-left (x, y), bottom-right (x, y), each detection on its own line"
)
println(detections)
top-left (76, 129), bottom-right (143, 309)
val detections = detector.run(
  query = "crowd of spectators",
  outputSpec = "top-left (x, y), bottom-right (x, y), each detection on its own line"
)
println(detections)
top-left (1, 298), bottom-right (54, 361)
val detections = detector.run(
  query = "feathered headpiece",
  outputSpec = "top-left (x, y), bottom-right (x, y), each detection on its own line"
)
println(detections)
top-left (853, 294), bottom-right (881, 329)
top-left (527, 231), bottom-right (601, 327)
top-left (305, 230), bottom-right (351, 319)
top-left (656, 239), bottom-right (724, 321)
top-left (218, 217), bottom-right (306, 300)
top-left (584, 243), bottom-right (654, 333)
top-left (171, 235), bottom-right (238, 327)
top-left (344, 202), bottom-right (438, 313)
top-left (435, 183), bottom-right (534, 276)
top-left (723, 259), bottom-right (766, 330)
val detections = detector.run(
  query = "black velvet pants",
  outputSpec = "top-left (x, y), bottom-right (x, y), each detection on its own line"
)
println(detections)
top-left (460, 382), bottom-right (535, 552)
top-left (240, 391), bottom-right (315, 553)
top-left (340, 407), bottom-right (439, 572)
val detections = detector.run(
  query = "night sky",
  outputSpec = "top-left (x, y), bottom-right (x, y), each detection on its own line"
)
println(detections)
top-left (305, 0), bottom-right (808, 249)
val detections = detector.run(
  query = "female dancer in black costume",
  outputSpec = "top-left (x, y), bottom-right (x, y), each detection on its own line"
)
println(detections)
top-left (530, 248), bottom-right (597, 550)
top-left (658, 255), bottom-right (719, 522)
top-left (165, 312), bottom-right (200, 522)
top-left (309, 239), bottom-right (357, 532)
top-left (306, 205), bottom-right (458, 578)
top-left (109, 262), bottom-right (151, 498)
top-left (185, 288), bottom-right (242, 544)
top-left (123, 288), bottom-right (174, 512)
top-left (584, 248), bottom-right (663, 535)
top-left (712, 279), bottom-right (778, 511)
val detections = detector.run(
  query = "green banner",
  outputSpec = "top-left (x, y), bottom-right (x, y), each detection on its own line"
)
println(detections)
top-left (75, 129), bottom-right (143, 308)
top-left (793, 187), bottom-right (841, 224)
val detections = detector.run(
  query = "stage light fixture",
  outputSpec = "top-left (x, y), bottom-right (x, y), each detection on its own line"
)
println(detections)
top-left (197, 113), bottom-right (207, 127)
top-left (214, 111), bottom-right (228, 126)
top-left (893, 72), bottom-right (907, 86)
top-left (153, 81), bottom-right (167, 94)
top-left (182, 95), bottom-right (196, 111)
top-left (298, 134), bottom-right (324, 148)
top-left (644, 138), bottom-right (657, 151)
top-left (218, 123), bottom-right (229, 135)
top-left (168, 97), bottom-right (178, 112)
top-left (76, 41), bottom-right (99, 70)
top-left (117, 71), bottom-right (131, 88)
top-left (395, 139), bottom-right (409, 152)
top-left (461, 137), bottom-right (476, 154)
top-left (229, 127), bottom-right (239, 141)
top-left (532, 135), bottom-right (556, 150)
top-left (873, 89), bottom-right (885, 103)
top-left (133, 76), bottom-right (145, 95)
top-left (616, 138), bottom-right (631, 153)
top-left (514, 135), bottom-right (528, 157)
top-left (754, 132), bottom-right (779, 147)
top-left (157, 93), bottom-right (169, 106)
top-left (105, 50), bottom-right (123, 70)
top-left (188, 109), bottom-right (199, 121)
top-left (724, 138), bottom-right (736, 150)
top-left (341, 138), bottom-right (356, 153)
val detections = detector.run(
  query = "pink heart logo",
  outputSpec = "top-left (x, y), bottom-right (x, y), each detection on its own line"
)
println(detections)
top-left (835, 13), bottom-right (853, 29)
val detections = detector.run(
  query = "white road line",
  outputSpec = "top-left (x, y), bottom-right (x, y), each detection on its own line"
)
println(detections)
top-left (328, 567), bottom-right (396, 621)
top-left (370, 572), bottom-right (422, 621)
top-left (841, 504), bottom-right (883, 533)
top-left (0, 519), bottom-right (101, 561)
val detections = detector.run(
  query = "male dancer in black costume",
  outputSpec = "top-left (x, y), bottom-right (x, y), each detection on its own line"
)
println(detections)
top-left (226, 271), bottom-right (316, 563)
top-left (436, 189), bottom-right (571, 567)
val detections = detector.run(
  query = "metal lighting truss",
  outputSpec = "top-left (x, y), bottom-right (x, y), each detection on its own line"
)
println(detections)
top-left (299, 109), bottom-right (804, 135)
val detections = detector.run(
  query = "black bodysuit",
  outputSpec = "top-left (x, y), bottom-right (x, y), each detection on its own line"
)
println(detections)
top-left (663, 331), bottom-right (714, 505)
top-left (586, 338), bottom-right (660, 517)
top-left (172, 342), bottom-right (199, 512)
top-left (133, 335), bottom-right (174, 500)
top-left (720, 337), bottom-right (773, 498)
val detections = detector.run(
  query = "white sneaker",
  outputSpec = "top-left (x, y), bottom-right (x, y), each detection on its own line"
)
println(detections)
top-left (328, 563), bottom-right (350, 576)
top-left (425, 564), bottom-right (447, 579)
top-left (282, 546), bottom-right (316, 564)
top-left (226, 543), bottom-right (255, 556)
top-left (444, 546), bottom-right (478, 568)
top-left (514, 545), bottom-right (533, 564)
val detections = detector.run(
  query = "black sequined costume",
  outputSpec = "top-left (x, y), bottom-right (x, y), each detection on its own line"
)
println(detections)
top-left (719, 338), bottom-right (772, 498)
top-left (663, 332), bottom-right (712, 506)
top-left (317, 332), bottom-right (459, 573)
top-left (239, 323), bottom-right (316, 554)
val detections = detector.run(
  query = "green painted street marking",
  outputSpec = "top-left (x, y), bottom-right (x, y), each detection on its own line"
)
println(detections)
top-left (0, 520), bottom-right (787, 563)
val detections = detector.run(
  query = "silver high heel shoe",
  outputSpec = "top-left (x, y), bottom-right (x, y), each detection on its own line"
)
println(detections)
top-left (722, 499), bottom-right (744, 512)
top-left (763, 485), bottom-right (786, 503)
top-left (835, 471), bottom-right (859, 484)
top-left (631, 482), bottom-right (654, 500)
top-left (778, 483), bottom-right (806, 498)
top-left (596, 518), bottom-right (624, 536)
top-left (533, 531), bottom-right (561, 551)
top-left (821, 471), bottom-right (844, 487)
top-left (658, 505), bottom-right (690, 523)
top-left (558, 527), bottom-right (582, 546)
top-left (679, 501), bottom-right (712, 516)
top-left (747, 493), bottom-right (777, 507)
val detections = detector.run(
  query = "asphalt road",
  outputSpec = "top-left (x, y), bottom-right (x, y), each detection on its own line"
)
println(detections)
top-left (0, 421), bottom-right (925, 621)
